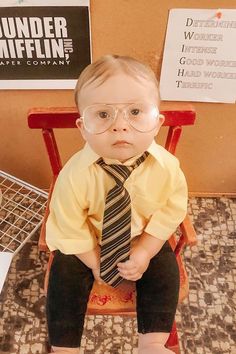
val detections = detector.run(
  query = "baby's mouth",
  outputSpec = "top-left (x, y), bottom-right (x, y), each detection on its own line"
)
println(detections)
top-left (113, 140), bottom-right (131, 146)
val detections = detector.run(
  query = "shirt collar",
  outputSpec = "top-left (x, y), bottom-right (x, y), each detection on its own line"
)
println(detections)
top-left (79, 140), bottom-right (165, 168)
top-left (147, 140), bottom-right (165, 168)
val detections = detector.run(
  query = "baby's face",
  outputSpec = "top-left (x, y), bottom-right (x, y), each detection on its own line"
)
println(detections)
top-left (77, 73), bottom-right (164, 162)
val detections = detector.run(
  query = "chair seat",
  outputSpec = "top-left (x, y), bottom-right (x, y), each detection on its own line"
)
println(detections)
top-left (87, 252), bottom-right (188, 315)
top-left (44, 234), bottom-right (189, 316)
top-left (87, 235), bottom-right (188, 315)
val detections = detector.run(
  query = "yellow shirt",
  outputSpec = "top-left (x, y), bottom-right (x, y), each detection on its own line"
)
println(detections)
top-left (46, 141), bottom-right (188, 255)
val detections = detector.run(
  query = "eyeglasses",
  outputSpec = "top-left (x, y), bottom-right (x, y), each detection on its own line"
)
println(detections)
top-left (80, 102), bottom-right (160, 134)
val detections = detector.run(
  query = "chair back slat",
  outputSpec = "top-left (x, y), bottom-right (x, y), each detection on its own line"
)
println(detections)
top-left (165, 126), bottom-right (182, 155)
top-left (42, 129), bottom-right (62, 176)
top-left (28, 105), bottom-right (196, 178)
top-left (28, 107), bottom-right (195, 129)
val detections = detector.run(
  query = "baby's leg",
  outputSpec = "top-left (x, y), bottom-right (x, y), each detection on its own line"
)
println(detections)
top-left (46, 251), bottom-right (94, 351)
top-left (136, 242), bottom-right (180, 354)
top-left (138, 333), bottom-right (174, 353)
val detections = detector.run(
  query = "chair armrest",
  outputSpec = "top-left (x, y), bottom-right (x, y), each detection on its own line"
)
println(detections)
top-left (174, 215), bottom-right (197, 256)
top-left (180, 215), bottom-right (197, 247)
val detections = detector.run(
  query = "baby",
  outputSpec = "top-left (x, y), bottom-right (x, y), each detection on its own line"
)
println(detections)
top-left (46, 54), bottom-right (188, 353)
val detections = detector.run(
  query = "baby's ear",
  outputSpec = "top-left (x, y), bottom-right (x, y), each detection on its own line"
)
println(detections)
top-left (76, 118), bottom-right (87, 140)
top-left (75, 117), bottom-right (82, 128)
top-left (154, 113), bottom-right (165, 137)
top-left (159, 114), bottom-right (165, 126)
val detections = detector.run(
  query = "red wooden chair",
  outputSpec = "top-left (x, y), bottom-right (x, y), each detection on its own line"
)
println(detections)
top-left (28, 103), bottom-right (197, 354)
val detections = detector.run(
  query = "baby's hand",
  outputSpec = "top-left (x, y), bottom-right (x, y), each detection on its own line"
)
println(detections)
top-left (92, 268), bottom-right (105, 285)
top-left (117, 259), bottom-right (143, 281)
top-left (117, 247), bottom-right (151, 281)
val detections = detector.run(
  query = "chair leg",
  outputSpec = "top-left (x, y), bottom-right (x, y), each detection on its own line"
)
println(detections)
top-left (165, 321), bottom-right (180, 354)
top-left (46, 341), bottom-right (52, 353)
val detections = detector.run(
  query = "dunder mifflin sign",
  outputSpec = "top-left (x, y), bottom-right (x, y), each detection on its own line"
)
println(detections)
top-left (0, 1), bottom-right (91, 89)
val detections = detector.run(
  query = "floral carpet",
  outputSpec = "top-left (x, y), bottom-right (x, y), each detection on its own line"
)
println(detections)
top-left (0, 197), bottom-right (235, 354)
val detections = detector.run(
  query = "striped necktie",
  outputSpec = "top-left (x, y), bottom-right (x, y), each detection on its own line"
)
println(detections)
top-left (96, 151), bottom-right (149, 287)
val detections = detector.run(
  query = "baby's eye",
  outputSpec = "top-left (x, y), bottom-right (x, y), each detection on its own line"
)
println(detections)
top-left (130, 108), bottom-right (140, 116)
top-left (98, 111), bottom-right (109, 119)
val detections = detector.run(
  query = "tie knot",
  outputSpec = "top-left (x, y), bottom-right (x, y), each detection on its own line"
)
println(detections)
top-left (96, 161), bottom-right (132, 185)
top-left (96, 151), bottom-right (149, 186)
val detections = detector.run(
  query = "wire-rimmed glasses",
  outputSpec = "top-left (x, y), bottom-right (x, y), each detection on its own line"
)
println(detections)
top-left (79, 102), bottom-right (160, 134)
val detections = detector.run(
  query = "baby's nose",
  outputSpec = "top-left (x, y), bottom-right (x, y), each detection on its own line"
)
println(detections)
top-left (111, 110), bottom-right (129, 131)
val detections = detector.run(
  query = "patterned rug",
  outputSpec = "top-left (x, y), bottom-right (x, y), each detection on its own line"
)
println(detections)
top-left (0, 197), bottom-right (235, 354)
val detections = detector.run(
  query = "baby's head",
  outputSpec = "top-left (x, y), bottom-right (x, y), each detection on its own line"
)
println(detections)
top-left (75, 55), bottom-right (164, 162)
top-left (75, 54), bottom-right (160, 109)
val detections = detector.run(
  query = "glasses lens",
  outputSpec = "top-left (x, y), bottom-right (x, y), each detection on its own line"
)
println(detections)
top-left (127, 103), bottom-right (159, 132)
top-left (83, 105), bottom-right (115, 134)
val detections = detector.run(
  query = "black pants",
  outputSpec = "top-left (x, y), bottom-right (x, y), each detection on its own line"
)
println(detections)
top-left (46, 242), bottom-right (179, 348)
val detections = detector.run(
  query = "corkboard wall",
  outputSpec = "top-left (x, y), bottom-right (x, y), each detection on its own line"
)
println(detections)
top-left (1, 0), bottom-right (236, 194)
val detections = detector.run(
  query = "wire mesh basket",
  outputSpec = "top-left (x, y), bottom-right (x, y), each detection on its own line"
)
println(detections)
top-left (0, 170), bottom-right (48, 255)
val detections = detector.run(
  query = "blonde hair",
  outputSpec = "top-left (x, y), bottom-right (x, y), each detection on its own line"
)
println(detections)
top-left (74, 54), bottom-right (160, 108)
